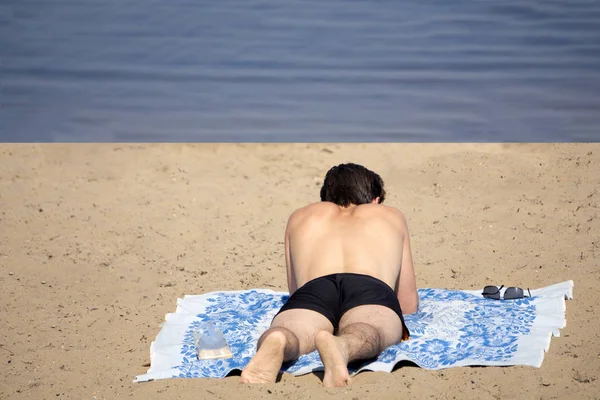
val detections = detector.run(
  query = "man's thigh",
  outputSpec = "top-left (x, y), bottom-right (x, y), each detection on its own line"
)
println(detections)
top-left (339, 305), bottom-right (404, 347)
top-left (271, 309), bottom-right (334, 355)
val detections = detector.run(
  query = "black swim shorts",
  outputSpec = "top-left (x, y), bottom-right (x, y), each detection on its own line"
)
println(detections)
top-left (275, 272), bottom-right (410, 341)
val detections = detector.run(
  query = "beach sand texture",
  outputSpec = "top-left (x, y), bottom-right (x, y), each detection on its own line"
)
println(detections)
top-left (0, 143), bottom-right (598, 399)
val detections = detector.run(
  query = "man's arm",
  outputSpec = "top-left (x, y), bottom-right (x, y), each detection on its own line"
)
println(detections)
top-left (395, 212), bottom-right (419, 314)
top-left (284, 213), bottom-right (298, 295)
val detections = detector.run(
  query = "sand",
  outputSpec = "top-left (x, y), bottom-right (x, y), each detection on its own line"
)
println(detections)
top-left (0, 143), bottom-right (598, 399)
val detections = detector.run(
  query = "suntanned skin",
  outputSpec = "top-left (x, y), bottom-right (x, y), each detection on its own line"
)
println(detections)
top-left (285, 200), bottom-right (418, 312)
top-left (241, 199), bottom-right (418, 387)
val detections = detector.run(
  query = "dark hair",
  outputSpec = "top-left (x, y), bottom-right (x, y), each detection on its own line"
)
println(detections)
top-left (319, 163), bottom-right (386, 207)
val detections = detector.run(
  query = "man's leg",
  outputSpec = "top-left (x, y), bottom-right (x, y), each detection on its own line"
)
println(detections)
top-left (241, 309), bottom-right (334, 384)
top-left (315, 305), bottom-right (404, 387)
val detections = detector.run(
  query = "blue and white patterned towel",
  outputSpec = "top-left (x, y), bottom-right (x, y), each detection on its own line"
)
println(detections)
top-left (135, 280), bottom-right (573, 382)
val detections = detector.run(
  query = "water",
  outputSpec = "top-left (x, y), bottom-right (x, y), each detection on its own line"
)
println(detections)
top-left (1, 0), bottom-right (599, 141)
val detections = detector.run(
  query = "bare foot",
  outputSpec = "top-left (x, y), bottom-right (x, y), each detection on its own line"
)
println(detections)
top-left (315, 330), bottom-right (351, 387)
top-left (240, 331), bottom-right (286, 384)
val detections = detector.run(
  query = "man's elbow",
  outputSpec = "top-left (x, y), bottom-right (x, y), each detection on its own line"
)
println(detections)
top-left (401, 297), bottom-right (419, 315)
top-left (403, 303), bottom-right (418, 315)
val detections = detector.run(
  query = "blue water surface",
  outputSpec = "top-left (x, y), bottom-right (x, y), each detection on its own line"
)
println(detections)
top-left (1, 0), bottom-right (599, 141)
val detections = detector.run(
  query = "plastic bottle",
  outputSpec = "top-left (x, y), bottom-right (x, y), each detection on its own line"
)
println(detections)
top-left (193, 321), bottom-right (233, 360)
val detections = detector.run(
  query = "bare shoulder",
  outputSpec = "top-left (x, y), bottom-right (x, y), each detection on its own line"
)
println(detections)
top-left (385, 205), bottom-right (408, 225)
top-left (381, 204), bottom-right (406, 218)
top-left (291, 201), bottom-right (336, 216)
top-left (287, 202), bottom-right (337, 225)
top-left (356, 205), bottom-right (409, 236)
top-left (355, 203), bottom-right (406, 221)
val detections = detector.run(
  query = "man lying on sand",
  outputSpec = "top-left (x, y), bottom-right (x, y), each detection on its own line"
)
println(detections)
top-left (241, 163), bottom-right (419, 387)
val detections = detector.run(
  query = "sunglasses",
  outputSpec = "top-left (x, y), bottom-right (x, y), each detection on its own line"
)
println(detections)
top-left (482, 285), bottom-right (531, 300)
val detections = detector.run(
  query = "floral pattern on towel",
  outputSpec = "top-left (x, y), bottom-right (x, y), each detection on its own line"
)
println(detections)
top-left (175, 288), bottom-right (536, 378)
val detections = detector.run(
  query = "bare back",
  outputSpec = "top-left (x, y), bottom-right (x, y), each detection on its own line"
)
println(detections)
top-left (285, 202), bottom-right (419, 314)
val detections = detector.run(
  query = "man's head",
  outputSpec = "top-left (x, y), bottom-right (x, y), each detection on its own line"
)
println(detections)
top-left (320, 163), bottom-right (386, 207)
